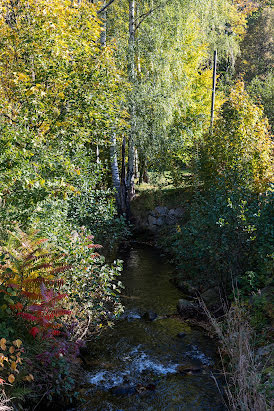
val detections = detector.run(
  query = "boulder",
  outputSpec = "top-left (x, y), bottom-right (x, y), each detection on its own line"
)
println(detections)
top-left (156, 216), bottom-right (165, 226)
top-left (143, 311), bottom-right (158, 321)
top-left (177, 364), bottom-right (202, 375)
top-left (175, 279), bottom-right (198, 296)
top-left (177, 298), bottom-right (205, 320)
top-left (174, 208), bottom-right (184, 217)
top-left (148, 215), bottom-right (157, 226)
top-left (154, 206), bottom-right (169, 216)
top-left (136, 383), bottom-right (156, 393)
top-left (166, 215), bottom-right (177, 225)
top-left (200, 287), bottom-right (220, 306)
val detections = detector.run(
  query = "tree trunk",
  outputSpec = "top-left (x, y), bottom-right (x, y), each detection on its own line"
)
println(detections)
top-left (126, 0), bottom-right (136, 201)
top-left (96, 145), bottom-right (100, 164)
top-left (110, 133), bottom-right (122, 211)
top-left (134, 148), bottom-right (138, 179)
top-left (120, 136), bottom-right (130, 217)
top-left (100, 1), bottom-right (107, 48)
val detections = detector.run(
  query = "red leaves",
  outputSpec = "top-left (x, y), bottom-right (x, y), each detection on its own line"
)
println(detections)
top-left (18, 282), bottom-right (70, 339)
top-left (10, 302), bottom-right (23, 311)
top-left (49, 265), bottom-right (72, 275)
top-left (18, 312), bottom-right (38, 322)
top-left (29, 327), bottom-right (40, 338)
top-left (90, 253), bottom-right (100, 259)
top-left (87, 244), bottom-right (102, 249)
top-left (51, 330), bottom-right (61, 336)
top-left (21, 290), bottom-right (41, 300)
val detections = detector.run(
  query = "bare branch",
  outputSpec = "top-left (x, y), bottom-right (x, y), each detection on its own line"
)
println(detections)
top-left (134, 2), bottom-right (167, 31)
top-left (97, 0), bottom-right (115, 14)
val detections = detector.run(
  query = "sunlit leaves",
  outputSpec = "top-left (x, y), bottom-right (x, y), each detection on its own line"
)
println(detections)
top-left (200, 80), bottom-right (273, 192)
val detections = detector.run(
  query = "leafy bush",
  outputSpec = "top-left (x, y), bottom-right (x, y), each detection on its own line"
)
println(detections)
top-left (67, 189), bottom-right (131, 249)
top-left (165, 184), bottom-right (273, 294)
top-left (60, 229), bottom-right (124, 341)
top-left (0, 227), bottom-right (124, 406)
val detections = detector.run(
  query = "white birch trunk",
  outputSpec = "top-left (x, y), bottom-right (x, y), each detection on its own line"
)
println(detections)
top-left (126, 0), bottom-right (136, 199)
top-left (96, 145), bottom-right (100, 164)
top-left (110, 133), bottom-right (121, 208)
top-left (100, 4), bottom-right (107, 48)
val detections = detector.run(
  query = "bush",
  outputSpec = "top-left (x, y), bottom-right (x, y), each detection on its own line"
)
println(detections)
top-left (0, 227), bottom-right (124, 406)
top-left (165, 184), bottom-right (273, 294)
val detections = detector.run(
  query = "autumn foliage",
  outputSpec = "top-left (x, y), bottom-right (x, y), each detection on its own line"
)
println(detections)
top-left (200, 80), bottom-right (273, 192)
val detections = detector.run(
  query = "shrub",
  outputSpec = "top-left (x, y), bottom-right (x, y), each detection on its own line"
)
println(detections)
top-left (166, 184), bottom-right (273, 293)
top-left (60, 229), bottom-right (124, 341)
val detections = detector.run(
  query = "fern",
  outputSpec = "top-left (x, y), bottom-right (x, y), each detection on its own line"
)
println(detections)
top-left (0, 227), bottom-right (71, 295)
top-left (0, 228), bottom-right (72, 338)
top-left (17, 282), bottom-right (70, 338)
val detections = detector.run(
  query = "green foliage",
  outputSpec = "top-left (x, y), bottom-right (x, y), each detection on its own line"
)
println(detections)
top-left (0, 0), bottom-right (128, 240)
top-left (248, 72), bottom-right (274, 130)
top-left (0, 226), bottom-right (124, 405)
top-left (236, 6), bottom-right (273, 82)
top-left (60, 229), bottom-right (124, 339)
top-left (67, 189), bottom-right (131, 249)
top-left (163, 184), bottom-right (273, 294)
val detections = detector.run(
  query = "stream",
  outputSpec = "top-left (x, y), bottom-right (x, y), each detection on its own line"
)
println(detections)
top-left (79, 244), bottom-right (225, 410)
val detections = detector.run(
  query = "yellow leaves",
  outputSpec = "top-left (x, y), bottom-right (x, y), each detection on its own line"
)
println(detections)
top-left (0, 339), bottom-right (6, 351)
top-left (15, 72), bottom-right (31, 83)
top-left (9, 346), bottom-right (15, 354)
top-left (201, 80), bottom-right (273, 192)
top-left (0, 353), bottom-right (9, 366)
top-left (0, 338), bottom-right (26, 385)
top-left (13, 339), bottom-right (22, 349)
top-left (10, 361), bottom-right (17, 371)
top-left (8, 374), bottom-right (15, 384)
top-left (24, 374), bottom-right (34, 382)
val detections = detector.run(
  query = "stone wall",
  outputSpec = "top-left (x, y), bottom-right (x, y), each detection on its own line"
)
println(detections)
top-left (134, 205), bottom-right (184, 231)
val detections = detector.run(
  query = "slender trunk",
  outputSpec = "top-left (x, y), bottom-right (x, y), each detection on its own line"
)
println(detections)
top-left (120, 136), bottom-right (129, 216)
top-left (110, 133), bottom-right (121, 210)
top-left (96, 145), bottom-right (100, 164)
top-left (138, 155), bottom-right (144, 184)
top-left (210, 50), bottom-right (217, 134)
top-left (100, 2), bottom-right (124, 213)
top-left (100, 2), bottom-right (107, 48)
top-left (126, 0), bottom-right (136, 200)
top-left (134, 148), bottom-right (138, 178)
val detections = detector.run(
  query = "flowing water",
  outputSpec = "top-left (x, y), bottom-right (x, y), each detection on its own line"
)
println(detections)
top-left (79, 244), bottom-right (225, 410)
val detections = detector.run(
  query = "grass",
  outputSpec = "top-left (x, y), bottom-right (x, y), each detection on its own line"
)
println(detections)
top-left (202, 298), bottom-right (271, 411)
top-left (131, 170), bottom-right (195, 218)
top-left (135, 170), bottom-right (192, 192)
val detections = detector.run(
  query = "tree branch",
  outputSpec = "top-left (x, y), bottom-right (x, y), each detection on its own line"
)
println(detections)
top-left (134, 2), bottom-right (167, 31)
top-left (97, 0), bottom-right (116, 14)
